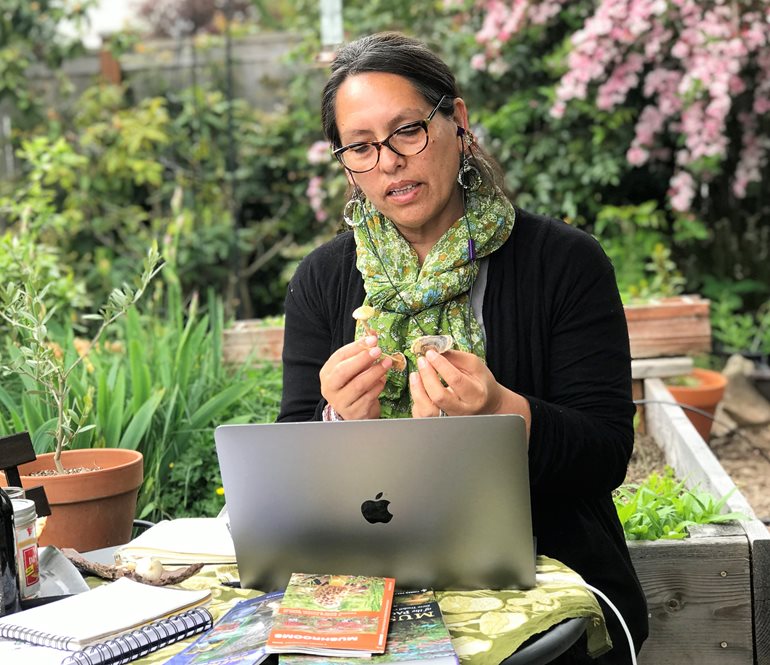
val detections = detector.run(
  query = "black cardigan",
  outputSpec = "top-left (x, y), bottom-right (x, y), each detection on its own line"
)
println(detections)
top-left (278, 208), bottom-right (649, 661)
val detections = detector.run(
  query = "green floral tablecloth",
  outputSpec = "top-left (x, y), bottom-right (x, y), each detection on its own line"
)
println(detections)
top-left (129, 556), bottom-right (610, 664)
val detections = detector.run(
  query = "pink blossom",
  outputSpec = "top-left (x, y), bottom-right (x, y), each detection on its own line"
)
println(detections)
top-left (307, 141), bottom-right (331, 165)
top-left (669, 170), bottom-right (696, 212)
top-left (627, 146), bottom-right (649, 166)
top-left (549, 100), bottom-right (566, 119)
top-left (470, 53), bottom-right (487, 70)
top-left (461, 0), bottom-right (769, 209)
top-left (306, 175), bottom-right (328, 222)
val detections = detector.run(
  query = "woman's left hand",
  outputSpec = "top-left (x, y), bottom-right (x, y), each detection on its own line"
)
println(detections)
top-left (409, 349), bottom-right (504, 417)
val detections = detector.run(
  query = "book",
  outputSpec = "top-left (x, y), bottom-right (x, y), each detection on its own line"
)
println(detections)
top-left (114, 517), bottom-right (236, 565)
top-left (165, 591), bottom-right (285, 665)
top-left (266, 573), bottom-right (396, 657)
top-left (0, 607), bottom-right (213, 665)
top-left (0, 576), bottom-right (211, 650)
top-left (280, 590), bottom-right (458, 665)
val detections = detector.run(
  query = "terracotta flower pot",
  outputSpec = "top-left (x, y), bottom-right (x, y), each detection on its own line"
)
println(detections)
top-left (666, 368), bottom-right (728, 441)
top-left (12, 448), bottom-right (143, 552)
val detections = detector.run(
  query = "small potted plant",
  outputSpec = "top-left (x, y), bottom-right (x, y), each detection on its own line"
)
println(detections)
top-left (663, 367), bottom-right (728, 441)
top-left (0, 244), bottom-right (163, 551)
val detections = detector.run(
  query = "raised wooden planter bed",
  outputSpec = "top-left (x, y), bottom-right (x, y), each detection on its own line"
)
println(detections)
top-left (624, 295), bottom-right (711, 359)
top-left (222, 320), bottom-right (284, 365)
top-left (633, 377), bottom-right (769, 664)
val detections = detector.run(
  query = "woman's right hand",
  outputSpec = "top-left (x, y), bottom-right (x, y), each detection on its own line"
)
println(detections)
top-left (319, 335), bottom-right (392, 420)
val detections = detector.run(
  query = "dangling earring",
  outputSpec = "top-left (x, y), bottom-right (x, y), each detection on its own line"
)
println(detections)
top-left (343, 188), bottom-right (366, 227)
top-left (457, 157), bottom-right (481, 191)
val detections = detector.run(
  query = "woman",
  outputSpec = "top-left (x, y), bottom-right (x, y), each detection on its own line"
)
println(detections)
top-left (278, 32), bottom-right (648, 663)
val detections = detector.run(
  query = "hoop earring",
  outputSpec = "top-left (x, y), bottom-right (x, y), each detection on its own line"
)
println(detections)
top-left (343, 190), bottom-right (366, 227)
top-left (457, 157), bottom-right (481, 191)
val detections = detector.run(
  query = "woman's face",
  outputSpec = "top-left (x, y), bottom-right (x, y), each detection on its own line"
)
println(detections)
top-left (334, 72), bottom-right (468, 246)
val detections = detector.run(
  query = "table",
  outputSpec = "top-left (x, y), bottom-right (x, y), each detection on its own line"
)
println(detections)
top-left (114, 556), bottom-right (611, 665)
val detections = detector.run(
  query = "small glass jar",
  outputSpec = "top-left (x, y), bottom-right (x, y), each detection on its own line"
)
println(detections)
top-left (11, 498), bottom-right (39, 600)
top-left (1, 487), bottom-right (25, 500)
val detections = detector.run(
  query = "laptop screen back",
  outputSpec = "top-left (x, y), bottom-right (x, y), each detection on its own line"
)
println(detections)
top-left (215, 414), bottom-right (535, 591)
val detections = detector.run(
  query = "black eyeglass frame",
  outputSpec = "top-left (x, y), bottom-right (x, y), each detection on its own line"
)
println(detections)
top-left (333, 95), bottom-right (449, 174)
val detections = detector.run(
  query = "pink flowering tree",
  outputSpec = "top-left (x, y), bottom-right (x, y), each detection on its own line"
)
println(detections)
top-left (449, 0), bottom-right (769, 308)
top-left (467, 0), bottom-right (769, 216)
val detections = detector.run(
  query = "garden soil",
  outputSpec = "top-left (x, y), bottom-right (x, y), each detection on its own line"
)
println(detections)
top-left (626, 357), bottom-right (770, 532)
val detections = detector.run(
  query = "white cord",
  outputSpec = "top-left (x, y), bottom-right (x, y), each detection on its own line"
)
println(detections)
top-left (535, 573), bottom-right (638, 665)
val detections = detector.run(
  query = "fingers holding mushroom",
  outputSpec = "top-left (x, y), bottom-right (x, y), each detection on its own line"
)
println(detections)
top-left (351, 306), bottom-right (407, 372)
top-left (411, 335), bottom-right (454, 357)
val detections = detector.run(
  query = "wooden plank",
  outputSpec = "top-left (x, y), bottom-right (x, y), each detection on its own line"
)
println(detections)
top-left (745, 519), bottom-right (770, 665)
top-left (644, 378), bottom-right (770, 665)
top-left (624, 295), bottom-right (711, 358)
top-left (632, 356), bottom-right (693, 380)
top-left (630, 533), bottom-right (753, 664)
top-left (222, 322), bottom-right (284, 365)
top-left (629, 334), bottom-right (712, 359)
top-left (624, 295), bottom-right (710, 321)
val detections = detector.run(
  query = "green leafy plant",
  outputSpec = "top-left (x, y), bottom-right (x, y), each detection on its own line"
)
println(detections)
top-left (0, 245), bottom-right (163, 473)
top-left (664, 375), bottom-right (701, 388)
top-left (79, 278), bottom-right (284, 520)
top-left (160, 362), bottom-right (283, 520)
top-left (710, 297), bottom-right (770, 359)
top-left (0, 0), bottom-right (93, 127)
top-left (614, 467), bottom-right (746, 541)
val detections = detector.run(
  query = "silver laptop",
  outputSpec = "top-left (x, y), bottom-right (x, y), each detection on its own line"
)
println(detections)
top-left (214, 414), bottom-right (535, 591)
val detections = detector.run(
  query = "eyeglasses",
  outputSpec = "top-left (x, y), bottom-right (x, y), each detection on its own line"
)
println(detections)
top-left (333, 95), bottom-right (448, 173)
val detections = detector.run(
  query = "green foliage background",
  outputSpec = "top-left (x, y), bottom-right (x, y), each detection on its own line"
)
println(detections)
top-left (0, 0), bottom-right (768, 519)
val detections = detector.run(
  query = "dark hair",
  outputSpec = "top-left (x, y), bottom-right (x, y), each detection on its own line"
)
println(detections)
top-left (321, 32), bottom-right (505, 193)
top-left (322, 32), bottom-right (457, 148)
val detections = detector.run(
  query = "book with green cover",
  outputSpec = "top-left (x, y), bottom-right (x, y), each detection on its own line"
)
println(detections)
top-left (280, 589), bottom-right (458, 665)
top-left (266, 573), bottom-right (396, 657)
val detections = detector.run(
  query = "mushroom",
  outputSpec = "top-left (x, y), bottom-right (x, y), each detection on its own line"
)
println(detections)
top-left (389, 352), bottom-right (407, 372)
top-left (352, 305), bottom-right (377, 336)
top-left (134, 556), bottom-right (165, 583)
top-left (411, 335), bottom-right (454, 356)
top-left (351, 306), bottom-right (407, 371)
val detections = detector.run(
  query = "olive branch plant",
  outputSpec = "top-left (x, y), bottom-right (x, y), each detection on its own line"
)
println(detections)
top-left (0, 244), bottom-right (163, 474)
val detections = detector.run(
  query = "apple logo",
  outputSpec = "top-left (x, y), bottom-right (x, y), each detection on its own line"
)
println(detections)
top-left (361, 492), bottom-right (393, 524)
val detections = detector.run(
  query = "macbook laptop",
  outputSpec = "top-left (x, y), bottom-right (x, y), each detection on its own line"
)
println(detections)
top-left (214, 414), bottom-right (535, 591)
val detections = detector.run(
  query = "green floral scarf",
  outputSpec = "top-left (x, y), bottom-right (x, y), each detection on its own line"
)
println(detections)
top-left (351, 188), bottom-right (516, 418)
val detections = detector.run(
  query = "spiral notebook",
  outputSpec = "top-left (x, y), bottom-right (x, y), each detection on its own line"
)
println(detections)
top-left (0, 607), bottom-right (212, 665)
top-left (0, 577), bottom-right (212, 661)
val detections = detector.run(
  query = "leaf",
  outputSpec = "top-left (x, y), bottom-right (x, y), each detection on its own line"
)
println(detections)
top-left (21, 392), bottom-right (45, 435)
top-left (104, 367), bottom-right (126, 447)
top-left (188, 383), bottom-right (254, 431)
top-left (128, 336), bottom-right (151, 413)
top-left (31, 417), bottom-right (59, 455)
top-left (119, 389), bottom-right (164, 450)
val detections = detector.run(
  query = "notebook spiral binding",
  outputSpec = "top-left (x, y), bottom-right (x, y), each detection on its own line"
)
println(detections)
top-left (61, 607), bottom-right (213, 665)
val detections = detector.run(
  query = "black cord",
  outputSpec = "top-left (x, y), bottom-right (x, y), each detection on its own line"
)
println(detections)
top-left (633, 397), bottom-right (770, 525)
top-left (633, 398), bottom-right (725, 423)
top-left (633, 398), bottom-right (770, 446)
top-left (459, 139), bottom-right (476, 348)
